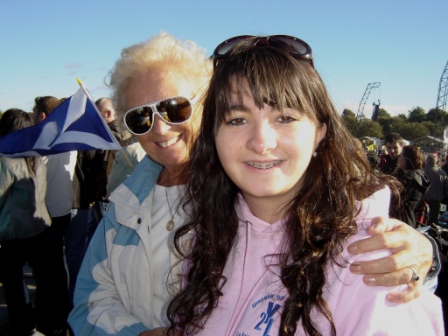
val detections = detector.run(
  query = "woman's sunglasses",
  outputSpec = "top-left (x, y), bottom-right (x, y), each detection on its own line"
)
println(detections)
top-left (124, 96), bottom-right (196, 135)
top-left (212, 34), bottom-right (314, 68)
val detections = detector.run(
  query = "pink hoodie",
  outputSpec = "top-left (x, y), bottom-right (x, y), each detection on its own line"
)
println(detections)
top-left (193, 187), bottom-right (444, 336)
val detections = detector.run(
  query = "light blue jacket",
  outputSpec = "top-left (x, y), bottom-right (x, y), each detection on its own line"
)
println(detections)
top-left (68, 156), bottom-right (166, 335)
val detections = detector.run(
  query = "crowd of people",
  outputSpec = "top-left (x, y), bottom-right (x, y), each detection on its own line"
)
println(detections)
top-left (0, 32), bottom-right (445, 335)
top-left (0, 97), bottom-right (145, 335)
top-left (368, 132), bottom-right (448, 228)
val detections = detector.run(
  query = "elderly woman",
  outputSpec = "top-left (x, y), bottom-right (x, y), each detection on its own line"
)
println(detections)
top-left (68, 33), bottom-right (437, 335)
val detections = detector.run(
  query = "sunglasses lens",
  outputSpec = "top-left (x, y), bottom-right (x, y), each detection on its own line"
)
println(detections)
top-left (215, 40), bottom-right (242, 57)
top-left (155, 97), bottom-right (192, 123)
top-left (125, 106), bottom-right (153, 134)
top-left (214, 35), bottom-right (253, 58)
top-left (125, 97), bottom-right (193, 135)
top-left (271, 36), bottom-right (309, 56)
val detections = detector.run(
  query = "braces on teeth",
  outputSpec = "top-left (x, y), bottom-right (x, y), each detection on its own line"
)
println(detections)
top-left (247, 161), bottom-right (281, 169)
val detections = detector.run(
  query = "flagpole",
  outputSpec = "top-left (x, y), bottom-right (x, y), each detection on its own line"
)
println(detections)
top-left (118, 142), bottom-right (136, 172)
top-left (76, 78), bottom-right (135, 172)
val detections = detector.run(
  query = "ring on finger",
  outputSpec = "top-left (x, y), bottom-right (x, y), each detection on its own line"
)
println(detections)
top-left (406, 264), bottom-right (420, 283)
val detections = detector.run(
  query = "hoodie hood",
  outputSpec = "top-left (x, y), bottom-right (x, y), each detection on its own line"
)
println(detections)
top-left (406, 169), bottom-right (431, 194)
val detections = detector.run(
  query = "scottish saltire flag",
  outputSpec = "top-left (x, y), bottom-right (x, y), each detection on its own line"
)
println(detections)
top-left (0, 82), bottom-right (120, 156)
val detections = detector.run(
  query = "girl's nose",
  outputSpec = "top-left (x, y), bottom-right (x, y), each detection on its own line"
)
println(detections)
top-left (247, 121), bottom-right (277, 154)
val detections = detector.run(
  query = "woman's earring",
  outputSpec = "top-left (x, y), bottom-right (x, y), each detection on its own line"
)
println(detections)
top-left (313, 151), bottom-right (317, 157)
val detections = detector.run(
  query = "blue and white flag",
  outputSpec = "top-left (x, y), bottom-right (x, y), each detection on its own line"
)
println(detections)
top-left (0, 82), bottom-right (121, 156)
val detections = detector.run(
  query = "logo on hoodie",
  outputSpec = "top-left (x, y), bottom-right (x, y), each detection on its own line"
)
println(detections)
top-left (254, 301), bottom-right (281, 335)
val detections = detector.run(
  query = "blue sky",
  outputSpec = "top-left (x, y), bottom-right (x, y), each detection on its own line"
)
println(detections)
top-left (1, 0), bottom-right (447, 118)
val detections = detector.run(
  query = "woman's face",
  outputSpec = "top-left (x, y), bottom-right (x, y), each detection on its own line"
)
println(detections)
top-left (397, 152), bottom-right (407, 171)
top-left (124, 70), bottom-right (202, 171)
top-left (215, 79), bottom-right (326, 221)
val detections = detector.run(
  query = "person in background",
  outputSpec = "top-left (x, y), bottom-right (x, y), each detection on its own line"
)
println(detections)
top-left (69, 32), bottom-right (437, 336)
top-left (96, 94), bottom-right (147, 195)
top-left (95, 97), bottom-right (132, 141)
top-left (33, 96), bottom-right (75, 335)
top-left (66, 98), bottom-right (132, 310)
top-left (378, 148), bottom-right (388, 170)
top-left (391, 145), bottom-right (430, 227)
top-left (0, 109), bottom-right (52, 336)
top-left (381, 132), bottom-right (405, 175)
top-left (441, 154), bottom-right (448, 175)
top-left (66, 148), bottom-right (108, 308)
top-left (421, 154), bottom-right (448, 225)
top-left (96, 97), bottom-right (133, 177)
top-left (106, 137), bottom-right (146, 194)
top-left (167, 34), bottom-right (443, 336)
top-left (367, 152), bottom-right (380, 174)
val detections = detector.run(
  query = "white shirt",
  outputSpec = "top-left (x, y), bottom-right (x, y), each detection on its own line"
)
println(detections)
top-left (150, 184), bottom-right (187, 324)
top-left (43, 151), bottom-right (77, 217)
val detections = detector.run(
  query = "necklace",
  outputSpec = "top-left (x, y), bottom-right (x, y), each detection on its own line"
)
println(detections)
top-left (165, 186), bottom-right (179, 231)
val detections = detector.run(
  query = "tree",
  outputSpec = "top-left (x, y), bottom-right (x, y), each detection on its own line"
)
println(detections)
top-left (385, 116), bottom-right (407, 137)
top-left (396, 114), bottom-right (408, 122)
top-left (377, 108), bottom-right (392, 120)
top-left (355, 119), bottom-right (383, 138)
top-left (341, 109), bottom-right (358, 136)
top-left (339, 104), bottom-right (448, 142)
top-left (421, 121), bottom-right (436, 137)
top-left (427, 108), bottom-right (448, 124)
top-left (426, 108), bottom-right (448, 137)
top-left (395, 122), bottom-right (430, 140)
top-left (408, 107), bottom-right (427, 123)
top-left (342, 109), bottom-right (356, 118)
top-left (376, 108), bottom-right (393, 135)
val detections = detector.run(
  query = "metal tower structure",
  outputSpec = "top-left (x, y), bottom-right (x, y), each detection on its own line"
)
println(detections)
top-left (436, 60), bottom-right (448, 112)
top-left (357, 82), bottom-right (381, 120)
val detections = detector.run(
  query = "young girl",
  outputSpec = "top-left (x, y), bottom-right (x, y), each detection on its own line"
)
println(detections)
top-left (168, 35), bottom-right (444, 335)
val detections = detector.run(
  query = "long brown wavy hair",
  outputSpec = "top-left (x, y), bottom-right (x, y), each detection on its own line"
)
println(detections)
top-left (167, 37), bottom-right (400, 335)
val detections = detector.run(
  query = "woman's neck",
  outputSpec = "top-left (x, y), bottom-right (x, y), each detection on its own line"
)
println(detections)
top-left (157, 163), bottom-right (188, 187)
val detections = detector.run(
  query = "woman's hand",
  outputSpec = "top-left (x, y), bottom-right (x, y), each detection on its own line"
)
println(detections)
top-left (347, 217), bottom-right (433, 303)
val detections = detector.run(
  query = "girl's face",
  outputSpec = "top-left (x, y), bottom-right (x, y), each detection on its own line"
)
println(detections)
top-left (397, 152), bottom-right (407, 171)
top-left (215, 79), bottom-right (326, 222)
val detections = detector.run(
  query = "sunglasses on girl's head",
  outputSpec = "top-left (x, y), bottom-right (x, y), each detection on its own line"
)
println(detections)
top-left (123, 96), bottom-right (196, 135)
top-left (212, 34), bottom-right (314, 68)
